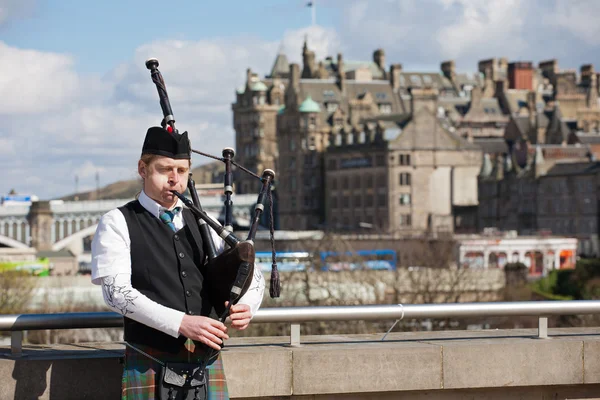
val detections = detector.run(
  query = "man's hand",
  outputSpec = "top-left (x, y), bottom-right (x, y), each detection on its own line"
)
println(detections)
top-left (178, 315), bottom-right (229, 351)
top-left (226, 302), bottom-right (252, 330)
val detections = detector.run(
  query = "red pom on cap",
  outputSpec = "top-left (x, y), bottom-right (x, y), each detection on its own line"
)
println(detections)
top-left (166, 125), bottom-right (173, 133)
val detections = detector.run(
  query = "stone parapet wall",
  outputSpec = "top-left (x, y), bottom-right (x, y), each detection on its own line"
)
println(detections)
top-left (1, 328), bottom-right (600, 399)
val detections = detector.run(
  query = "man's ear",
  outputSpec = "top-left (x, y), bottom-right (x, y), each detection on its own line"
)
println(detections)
top-left (138, 160), bottom-right (147, 179)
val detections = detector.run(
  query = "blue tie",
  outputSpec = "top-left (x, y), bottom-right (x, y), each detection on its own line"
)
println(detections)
top-left (159, 207), bottom-right (182, 232)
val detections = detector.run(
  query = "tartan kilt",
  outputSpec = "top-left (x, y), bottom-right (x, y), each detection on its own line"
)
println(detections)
top-left (121, 340), bottom-right (229, 400)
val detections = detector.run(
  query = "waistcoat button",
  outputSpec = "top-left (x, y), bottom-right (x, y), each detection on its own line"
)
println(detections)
top-left (187, 310), bottom-right (194, 315)
top-left (186, 290), bottom-right (191, 297)
top-left (181, 271), bottom-right (187, 278)
top-left (179, 252), bottom-right (185, 259)
top-left (174, 235), bottom-right (180, 241)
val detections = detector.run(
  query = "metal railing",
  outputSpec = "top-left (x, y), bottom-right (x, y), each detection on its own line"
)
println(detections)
top-left (3, 300), bottom-right (600, 356)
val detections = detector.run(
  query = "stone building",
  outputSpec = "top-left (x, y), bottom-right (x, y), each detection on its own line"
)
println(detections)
top-left (232, 69), bottom-right (281, 195)
top-left (324, 89), bottom-right (482, 233)
top-left (233, 41), bottom-right (482, 231)
top-left (478, 145), bottom-right (599, 255)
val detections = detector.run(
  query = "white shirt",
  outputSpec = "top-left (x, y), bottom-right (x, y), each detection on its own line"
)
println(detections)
top-left (91, 190), bottom-right (265, 338)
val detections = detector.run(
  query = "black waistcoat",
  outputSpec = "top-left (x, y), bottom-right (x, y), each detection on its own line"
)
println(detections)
top-left (119, 200), bottom-right (213, 353)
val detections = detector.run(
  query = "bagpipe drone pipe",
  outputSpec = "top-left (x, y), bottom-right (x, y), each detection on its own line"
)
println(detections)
top-left (144, 58), bottom-right (280, 323)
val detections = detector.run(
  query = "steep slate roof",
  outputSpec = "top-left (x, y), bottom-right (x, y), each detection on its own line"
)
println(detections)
top-left (544, 161), bottom-right (600, 177)
top-left (473, 138), bottom-right (509, 154)
top-left (545, 105), bottom-right (571, 144)
top-left (269, 53), bottom-right (290, 78)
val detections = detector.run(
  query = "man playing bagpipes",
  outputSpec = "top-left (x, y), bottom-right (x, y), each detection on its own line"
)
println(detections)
top-left (90, 126), bottom-right (266, 399)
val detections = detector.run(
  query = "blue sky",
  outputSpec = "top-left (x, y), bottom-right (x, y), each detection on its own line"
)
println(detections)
top-left (2, 1), bottom-right (339, 74)
top-left (2, 0), bottom-right (600, 199)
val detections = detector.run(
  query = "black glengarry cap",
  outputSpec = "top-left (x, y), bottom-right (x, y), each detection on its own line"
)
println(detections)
top-left (141, 126), bottom-right (191, 159)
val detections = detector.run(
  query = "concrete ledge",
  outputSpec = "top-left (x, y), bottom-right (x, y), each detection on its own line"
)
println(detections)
top-left (1, 328), bottom-right (600, 399)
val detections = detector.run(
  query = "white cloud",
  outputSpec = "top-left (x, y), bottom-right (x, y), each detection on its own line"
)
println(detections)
top-left (544, 0), bottom-right (600, 46)
top-left (0, 26), bottom-right (343, 199)
top-left (0, 42), bottom-right (80, 114)
top-left (2, 1), bottom-right (600, 199)
top-left (337, 0), bottom-right (600, 71)
top-left (436, 0), bottom-right (527, 61)
top-left (280, 25), bottom-right (341, 65)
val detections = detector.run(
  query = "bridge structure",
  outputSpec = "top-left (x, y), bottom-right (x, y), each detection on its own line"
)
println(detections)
top-left (0, 193), bottom-right (258, 255)
top-left (1, 302), bottom-right (600, 399)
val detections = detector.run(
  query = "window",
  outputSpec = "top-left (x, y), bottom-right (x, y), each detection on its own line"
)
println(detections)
top-left (290, 140), bottom-right (296, 151)
top-left (342, 196), bottom-right (350, 208)
top-left (331, 196), bottom-right (338, 208)
top-left (378, 103), bottom-right (392, 114)
top-left (399, 173), bottom-right (411, 186)
top-left (365, 175), bottom-right (374, 188)
top-left (399, 154), bottom-right (411, 166)
top-left (328, 159), bottom-right (337, 170)
top-left (353, 175), bottom-right (361, 188)
top-left (399, 194), bottom-right (411, 205)
top-left (377, 194), bottom-right (387, 207)
top-left (326, 102), bottom-right (339, 113)
top-left (289, 157), bottom-right (296, 169)
top-left (376, 175), bottom-right (386, 187)
top-left (342, 176), bottom-right (349, 189)
top-left (259, 128), bottom-right (264, 137)
top-left (375, 154), bottom-right (385, 166)
top-left (354, 195), bottom-right (362, 207)
top-left (399, 214), bottom-right (412, 226)
top-left (291, 176), bottom-right (297, 190)
top-left (365, 196), bottom-right (374, 207)
top-left (330, 178), bottom-right (337, 190)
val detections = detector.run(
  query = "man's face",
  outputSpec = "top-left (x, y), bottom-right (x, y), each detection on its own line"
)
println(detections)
top-left (139, 156), bottom-right (190, 208)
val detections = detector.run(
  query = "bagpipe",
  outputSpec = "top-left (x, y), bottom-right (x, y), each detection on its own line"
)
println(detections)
top-left (144, 58), bottom-right (281, 321)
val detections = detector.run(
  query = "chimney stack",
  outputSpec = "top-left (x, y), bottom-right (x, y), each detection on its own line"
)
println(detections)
top-left (508, 62), bottom-right (533, 90)
top-left (337, 53), bottom-right (345, 92)
top-left (441, 60), bottom-right (456, 82)
top-left (581, 64), bottom-right (595, 87)
top-left (390, 63), bottom-right (403, 91)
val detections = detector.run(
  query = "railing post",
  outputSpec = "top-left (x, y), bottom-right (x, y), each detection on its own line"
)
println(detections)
top-left (11, 331), bottom-right (23, 356)
top-left (537, 316), bottom-right (548, 339)
top-left (290, 323), bottom-right (301, 346)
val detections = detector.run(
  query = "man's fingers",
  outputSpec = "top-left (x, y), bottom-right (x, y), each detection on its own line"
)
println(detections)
top-left (231, 318), bottom-right (250, 328)
top-left (206, 325), bottom-right (229, 340)
top-left (230, 304), bottom-right (250, 313)
top-left (207, 319), bottom-right (228, 332)
top-left (230, 311), bottom-right (252, 320)
top-left (201, 336), bottom-right (223, 351)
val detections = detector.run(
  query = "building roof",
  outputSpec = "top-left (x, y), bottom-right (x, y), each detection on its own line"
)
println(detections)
top-left (299, 95), bottom-right (321, 113)
top-left (389, 107), bottom-right (481, 151)
top-left (473, 138), bottom-right (509, 154)
top-left (251, 81), bottom-right (268, 92)
top-left (575, 132), bottom-right (600, 144)
top-left (269, 53), bottom-right (289, 78)
top-left (543, 161), bottom-right (600, 177)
